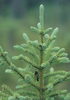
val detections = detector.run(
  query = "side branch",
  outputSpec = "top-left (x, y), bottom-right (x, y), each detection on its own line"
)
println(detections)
top-left (1, 54), bottom-right (10, 66)
top-left (29, 82), bottom-right (39, 91)
top-left (43, 72), bottom-right (70, 91)
top-left (17, 54), bottom-right (40, 69)
top-left (23, 57), bottom-right (40, 69)
top-left (44, 71), bottom-right (67, 78)
top-left (14, 69), bottom-right (24, 79)
top-left (53, 73), bottom-right (70, 86)
top-left (44, 90), bottom-right (67, 100)
top-left (13, 54), bottom-right (40, 69)
top-left (1, 53), bottom-right (39, 91)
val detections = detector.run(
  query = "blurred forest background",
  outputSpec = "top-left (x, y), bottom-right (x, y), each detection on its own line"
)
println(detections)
top-left (0, 0), bottom-right (70, 98)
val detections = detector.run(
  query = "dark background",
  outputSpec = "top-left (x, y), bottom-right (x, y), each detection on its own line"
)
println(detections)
top-left (0, 0), bottom-right (70, 99)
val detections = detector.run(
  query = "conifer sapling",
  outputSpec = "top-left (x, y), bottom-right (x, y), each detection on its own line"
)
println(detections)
top-left (0, 4), bottom-right (70, 100)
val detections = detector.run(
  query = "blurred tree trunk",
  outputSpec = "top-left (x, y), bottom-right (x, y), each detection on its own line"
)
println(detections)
top-left (11, 0), bottom-right (27, 18)
top-left (54, 0), bottom-right (61, 24)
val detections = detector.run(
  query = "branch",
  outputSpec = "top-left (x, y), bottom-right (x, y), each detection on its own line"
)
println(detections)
top-left (0, 91), bottom-right (9, 97)
top-left (14, 45), bottom-right (34, 57)
top-left (1, 54), bottom-right (10, 66)
top-left (44, 90), bottom-right (67, 100)
top-left (12, 54), bottom-right (40, 69)
top-left (29, 82), bottom-right (39, 91)
top-left (2, 84), bottom-right (14, 96)
top-left (43, 72), bottom-right (70, 91)
top-left (53, 72), bottom-right (70, 86)
top-left (44, 71), bottom-right (67, 78)
top-left (17, 90), bottom-right (37, 96)
top-left (1, 53), bottom-right (39, 91)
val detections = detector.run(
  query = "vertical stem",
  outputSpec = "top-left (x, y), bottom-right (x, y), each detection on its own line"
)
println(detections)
top-left (39, 4), bottom-right (44, 100)
top-left (39, 35), bottom-right (44, 100)
top-left (40, 35), bottom-right (43, 87)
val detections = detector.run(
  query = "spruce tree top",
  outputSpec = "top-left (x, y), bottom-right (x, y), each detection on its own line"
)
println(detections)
top-left (0, 4), bottom-right (70, 100)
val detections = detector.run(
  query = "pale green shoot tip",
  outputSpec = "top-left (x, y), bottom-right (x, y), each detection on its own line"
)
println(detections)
top-left (37, 23), bottom-right (40, 30)
top-left (40, 4), bottom-right (44, 10)
top-left (23, 33), bottom-right (29, 43)
top-left (51, 27), bottom-right (59, 37)
top-left (39, 4), bottom-right (44, 30)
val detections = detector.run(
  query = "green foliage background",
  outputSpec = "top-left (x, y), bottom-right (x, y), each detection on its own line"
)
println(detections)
top-left (0, 0), bottom-right (70, 96)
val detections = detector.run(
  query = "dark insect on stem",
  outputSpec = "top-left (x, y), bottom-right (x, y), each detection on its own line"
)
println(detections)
top-left (35, 71), bottom-right (39, 81)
